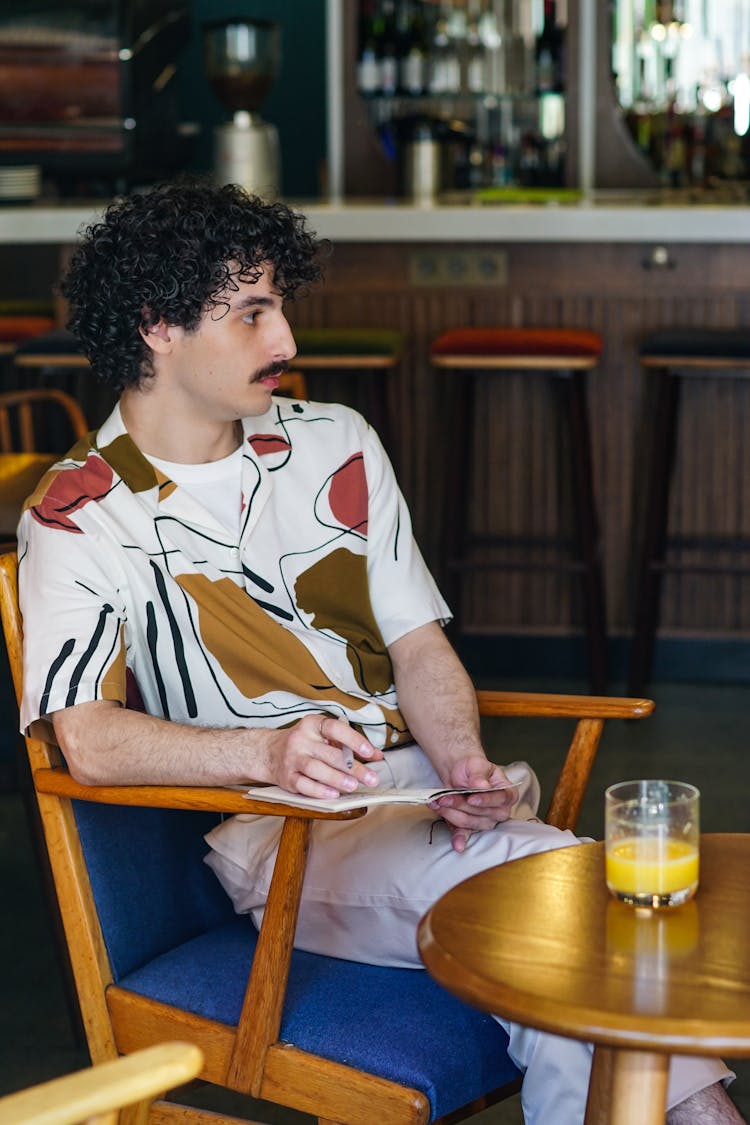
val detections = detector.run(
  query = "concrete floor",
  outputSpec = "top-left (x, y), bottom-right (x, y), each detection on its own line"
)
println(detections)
top-left (1, 677), bottom-right (749, 1123)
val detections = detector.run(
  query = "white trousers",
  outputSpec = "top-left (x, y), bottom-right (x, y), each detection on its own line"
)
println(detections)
top-left (205, 746), bottom-right (732, 1125)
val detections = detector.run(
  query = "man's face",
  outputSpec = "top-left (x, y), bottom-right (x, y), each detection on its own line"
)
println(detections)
top-left (164, 265), bottom-right (297, 420)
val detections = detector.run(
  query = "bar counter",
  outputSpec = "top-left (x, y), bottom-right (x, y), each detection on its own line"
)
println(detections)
top-left (1, 195), bottom-right (750, 244)
top-left (3, 194), bottom-right (750, 672)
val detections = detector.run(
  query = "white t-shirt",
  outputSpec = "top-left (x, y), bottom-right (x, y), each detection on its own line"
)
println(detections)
top-left (147, 446), bottom-right (244, 538)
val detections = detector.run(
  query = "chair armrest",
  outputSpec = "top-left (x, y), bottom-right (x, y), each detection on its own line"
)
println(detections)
top-left (32, 767), bottom-right (366, 821)
top-left (0, 1043), bottom-right (203, 1125)
top-left (476, 690), bottom-right (654, 720)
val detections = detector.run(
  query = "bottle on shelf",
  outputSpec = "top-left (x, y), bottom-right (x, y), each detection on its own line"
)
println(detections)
top-left (357, 0), bottom-right (380, 96)
top-left (353, 0), bottom-right (569, 193)
top-left (463, 0), bottom-right (487, 95)
top-left (427, 2), bottom-right (461, 96)
top-left (379, 0), bottom-right (399, 98)
top-left (397, 0), bottom-right (428, 96)
top-left (535, 0), bottom-right (565, 95)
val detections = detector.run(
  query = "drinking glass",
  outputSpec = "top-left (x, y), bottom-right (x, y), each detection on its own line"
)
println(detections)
top-left (604, 780), bottom-right (700, 908)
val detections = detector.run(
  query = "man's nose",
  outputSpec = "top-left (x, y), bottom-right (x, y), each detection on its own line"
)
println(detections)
top-left (273, 318), bottom-right (297, 362)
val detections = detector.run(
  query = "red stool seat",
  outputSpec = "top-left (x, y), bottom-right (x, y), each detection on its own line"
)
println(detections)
top-left (431, 328), bottom-right (602, 365)
top-left (432, 326), bottom-right (607, 693)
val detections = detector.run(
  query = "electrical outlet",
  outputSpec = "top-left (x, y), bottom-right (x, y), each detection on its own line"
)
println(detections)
top-left (409, 249), bottom-right (508, 288)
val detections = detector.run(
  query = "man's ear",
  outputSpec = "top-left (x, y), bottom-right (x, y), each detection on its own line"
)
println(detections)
top-left (138, 318), bottom-right (176, 354)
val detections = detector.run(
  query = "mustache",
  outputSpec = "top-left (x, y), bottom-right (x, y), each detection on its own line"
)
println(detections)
top-left (252, 360), bottom-right (289, 382)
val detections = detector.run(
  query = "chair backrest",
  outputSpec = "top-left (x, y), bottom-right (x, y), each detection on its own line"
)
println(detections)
top-left (0, 388), bottom-right (88, 453)
top-left (0, 1042), bottom-right (203, 1125)
top-left (74, 801), bottom-right (236, 979)
top-left (0, 550), bottom-right (234, 979)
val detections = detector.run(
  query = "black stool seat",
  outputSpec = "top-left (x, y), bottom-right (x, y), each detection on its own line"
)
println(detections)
top-left (641, 329), bottom-right (750, 365)
top-left (12, 329), bottom-right (117, 430)
top-left (629, 328), bottom-right (750, 695)
top-left (13, 328), bottom-right (87, 368)
top-left (431, 327), bottom-right (607, 694)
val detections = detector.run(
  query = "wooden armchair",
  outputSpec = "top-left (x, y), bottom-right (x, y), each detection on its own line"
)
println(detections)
top-left (0, 550), bottom-right (654, 1125)
top-left (0, 389), bottom-right (89, 542)
top-left (0, 388), bottom-right (88, 454)
top-left (0, 1042), bottom-right (203, 1125)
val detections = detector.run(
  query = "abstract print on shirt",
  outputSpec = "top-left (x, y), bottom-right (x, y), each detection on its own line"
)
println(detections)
top-left (18, 397), bottom-right (450, 751)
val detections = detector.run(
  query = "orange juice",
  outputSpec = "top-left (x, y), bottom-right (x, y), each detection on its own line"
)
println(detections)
top-left (606, 837), bottom-right (699, 897)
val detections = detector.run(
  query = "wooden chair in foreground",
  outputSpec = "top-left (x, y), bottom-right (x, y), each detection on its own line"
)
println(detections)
top-left (0, 1042), bottom-right (203, 1125)
top-left (0, 550), bottom-right (654, 1125)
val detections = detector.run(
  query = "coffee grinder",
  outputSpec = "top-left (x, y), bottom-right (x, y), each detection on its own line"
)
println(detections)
top-left (204, 17), bottom-right (281, 198)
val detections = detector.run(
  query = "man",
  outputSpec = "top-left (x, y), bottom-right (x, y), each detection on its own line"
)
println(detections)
top-left (17, 180), bottom-right (742, 1125)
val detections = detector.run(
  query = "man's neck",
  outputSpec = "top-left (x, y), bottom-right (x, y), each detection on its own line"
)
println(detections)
top-left (119, 388), bottom-right (243, 465)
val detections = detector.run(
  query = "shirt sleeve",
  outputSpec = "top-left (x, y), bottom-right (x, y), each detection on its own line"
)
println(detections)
top-left (17, 509), bottom-right (128, 739)
top-left (360, 420), bottom-right (452, 647)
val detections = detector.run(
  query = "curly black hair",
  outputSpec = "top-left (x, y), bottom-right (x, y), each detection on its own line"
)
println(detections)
top-left (60, 178), bottom-right (324, 391)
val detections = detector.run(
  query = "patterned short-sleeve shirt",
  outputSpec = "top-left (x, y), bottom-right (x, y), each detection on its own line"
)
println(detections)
top-left (18, 397), bottom-right (450, 750)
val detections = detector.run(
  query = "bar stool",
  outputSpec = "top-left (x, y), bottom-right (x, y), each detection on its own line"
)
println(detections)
top-left (0, 301), bottom-right (56, 375)
top-left (431, 327), bottom-right (607, 694)
top-left (13, 329), bottom-right (116, 427)
top-left (293, 327), bottom-right (402, 458)
top-left (628, 328), bottom-right (750, 696)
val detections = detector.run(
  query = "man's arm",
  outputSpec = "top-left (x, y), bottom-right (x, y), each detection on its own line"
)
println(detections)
top-left (388, 621), bottom-right (517, 852)
top-left (52, 701), bottom-right (382, 796)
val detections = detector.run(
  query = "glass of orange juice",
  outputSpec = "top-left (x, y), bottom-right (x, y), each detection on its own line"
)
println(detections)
top-left (605, 780), bottom-right (699, 908)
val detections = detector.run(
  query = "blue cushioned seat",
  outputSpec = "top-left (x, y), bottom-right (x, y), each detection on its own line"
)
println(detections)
top-left (74, 800), bottom-right (520, 1121)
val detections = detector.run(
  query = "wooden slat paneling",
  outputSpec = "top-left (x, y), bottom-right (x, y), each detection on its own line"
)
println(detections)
top-left (287, 241), bottom-right (750, 638)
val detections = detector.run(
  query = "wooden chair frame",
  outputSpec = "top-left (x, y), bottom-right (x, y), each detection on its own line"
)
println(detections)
top-left (0, 551), bottom-right (654, 1125)
top-left (0, 1043), bottom-right (203, 1125)
top-left (0, 388), bottom-right (88, 453)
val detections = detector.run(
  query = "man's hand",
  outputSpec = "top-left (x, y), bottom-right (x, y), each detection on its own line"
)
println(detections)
top-left (429, 755), bottom-right (518, 854)
top-left (263, 714), bottom-right (384, 798)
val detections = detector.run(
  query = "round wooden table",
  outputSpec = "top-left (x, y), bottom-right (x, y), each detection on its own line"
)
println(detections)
top-left (418, 834), bottom-right (750, 1125)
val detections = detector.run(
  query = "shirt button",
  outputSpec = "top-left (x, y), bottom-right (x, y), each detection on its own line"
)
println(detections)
top-left (390, 731), bottom-right (399, 744)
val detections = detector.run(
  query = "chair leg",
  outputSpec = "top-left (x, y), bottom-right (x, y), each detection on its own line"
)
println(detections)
top-left (563, 372), bottom-right (608, 694)
top-left (627, 369), bottom-right (681, 696)
top-left (442, 369), bottom-right (475, 639)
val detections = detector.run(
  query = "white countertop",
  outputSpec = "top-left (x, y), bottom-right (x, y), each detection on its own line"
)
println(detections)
top-left (1, 196), bottom-right (749, 244)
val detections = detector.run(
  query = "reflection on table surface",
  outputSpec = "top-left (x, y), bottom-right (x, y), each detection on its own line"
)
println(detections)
top-left (419, 834), bottom-right (750, 1125)
top-left (419, 835), bottom-right (750, 1048)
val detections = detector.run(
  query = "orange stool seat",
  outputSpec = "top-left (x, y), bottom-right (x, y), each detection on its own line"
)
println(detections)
top-left (0, 301), bottom-right (56, 361)
top-left (431, 326), bottom-right (607, 693)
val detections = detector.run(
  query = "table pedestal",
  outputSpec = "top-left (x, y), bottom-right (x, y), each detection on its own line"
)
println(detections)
top-left (585, 1046), bottom-right (669, 1125)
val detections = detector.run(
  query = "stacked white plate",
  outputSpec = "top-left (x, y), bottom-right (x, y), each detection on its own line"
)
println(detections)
top-left (0, 165), bottom-right (42, 203)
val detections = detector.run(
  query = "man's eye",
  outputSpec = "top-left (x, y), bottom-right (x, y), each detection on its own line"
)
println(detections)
top-left (243, 313), bottom-right (258, 325)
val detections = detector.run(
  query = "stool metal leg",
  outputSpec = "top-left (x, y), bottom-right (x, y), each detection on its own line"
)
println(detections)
top-left (442, 368), bottom-right (475, 638)
top-left (627, 368), bottom-right (681, 696)
top-left (367, 370), bottom-right (395, 471)
top-left (564, 371), bottom-right (608, 694)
